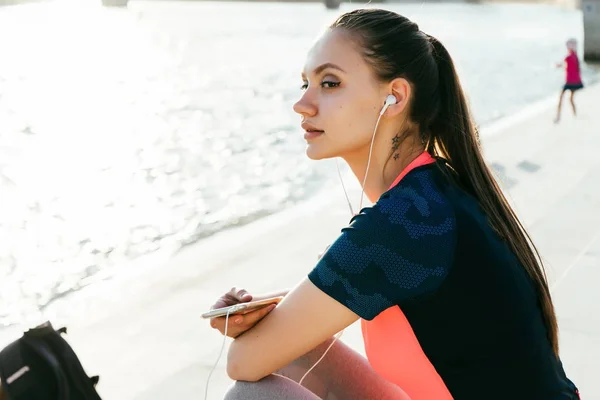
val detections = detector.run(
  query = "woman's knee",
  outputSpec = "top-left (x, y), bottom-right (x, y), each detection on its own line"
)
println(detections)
top-left (224, 380), bottom-right (259, 400)
top-left (224, 374), bottom-right (320, 400)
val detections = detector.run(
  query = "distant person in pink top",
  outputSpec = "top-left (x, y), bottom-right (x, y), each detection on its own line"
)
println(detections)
top-left (554, 38), bottom-right (584, 123)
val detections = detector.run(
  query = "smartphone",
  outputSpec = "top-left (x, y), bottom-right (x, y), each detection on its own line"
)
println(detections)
top-left (201, 296), bottom-right (284, 319)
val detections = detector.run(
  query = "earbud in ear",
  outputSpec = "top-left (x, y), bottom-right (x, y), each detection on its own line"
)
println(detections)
top-left (380, 94), bottom-right (397, 116)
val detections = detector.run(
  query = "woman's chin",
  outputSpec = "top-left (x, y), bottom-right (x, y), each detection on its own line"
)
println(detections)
top-left (305, 144), bottom-right (333, 160)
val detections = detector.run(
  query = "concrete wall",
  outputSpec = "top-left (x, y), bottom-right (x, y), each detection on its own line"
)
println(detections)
top-left (583, 0), bottom-right (600, 61)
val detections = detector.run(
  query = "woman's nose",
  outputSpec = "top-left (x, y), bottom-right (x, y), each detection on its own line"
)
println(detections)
top-left (293, 93), bottom-right (317, 118)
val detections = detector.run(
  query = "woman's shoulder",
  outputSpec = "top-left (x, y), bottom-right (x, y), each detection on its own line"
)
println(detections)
top-left (372, 165), bottom-right (456, 237)
top-left (382, 164), bottom-right (452, 211)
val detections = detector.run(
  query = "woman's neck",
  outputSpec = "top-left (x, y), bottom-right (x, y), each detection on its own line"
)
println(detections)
top-left (343, 136), bottom-right (425, 204)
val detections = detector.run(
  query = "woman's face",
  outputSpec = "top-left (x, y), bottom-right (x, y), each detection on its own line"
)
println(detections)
top-left (293, 29), bottom-right (385, 161)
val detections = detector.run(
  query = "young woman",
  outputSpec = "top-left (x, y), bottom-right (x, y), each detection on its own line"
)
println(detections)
top-left (209, 9), bottom-right (579, 400)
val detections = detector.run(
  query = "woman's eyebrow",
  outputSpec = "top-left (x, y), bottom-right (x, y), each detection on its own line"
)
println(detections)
top-left (302, 62), bottom-right (346, 78)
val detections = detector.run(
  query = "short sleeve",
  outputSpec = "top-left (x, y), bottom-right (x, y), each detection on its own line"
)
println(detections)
top-left (308, 171), bottom-right (456, 320)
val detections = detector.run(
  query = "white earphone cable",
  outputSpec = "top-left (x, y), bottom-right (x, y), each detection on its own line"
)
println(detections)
top-left (299, 330), bottom-right (344, 387)
top-left (204, 97), bottom-right (392, 397)
top-left (335, 158), bottom-right (355, 216)
top-left (359, 112), bottom-right (385, 212)
top-left (204, 309), bottom-right (232, 400)
top-left (301, 97), bottom-right (390, 387)
top-left (337, 105), bottom-right (388, 216)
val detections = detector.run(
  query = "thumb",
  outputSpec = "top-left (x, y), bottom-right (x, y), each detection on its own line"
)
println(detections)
top-left (232, 288), bottom-right (253, 302)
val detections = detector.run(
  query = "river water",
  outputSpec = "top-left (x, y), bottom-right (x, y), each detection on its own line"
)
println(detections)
top-left (0, 0), bottom-right (596, 326)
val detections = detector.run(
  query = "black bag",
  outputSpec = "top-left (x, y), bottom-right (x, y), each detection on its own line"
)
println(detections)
top-left (0, 321), bottom-right (101, 400)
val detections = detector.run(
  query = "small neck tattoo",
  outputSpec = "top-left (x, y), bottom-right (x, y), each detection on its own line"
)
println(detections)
top-left (391, 134), bottom-right (401, 160)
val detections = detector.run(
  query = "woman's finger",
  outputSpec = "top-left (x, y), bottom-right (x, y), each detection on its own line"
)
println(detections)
top-left (226, 287), bottom-right (253, 302)
top-left (210, 304), bottom-right (276, 337)
top-left (211, 288), bottom-right (253, 309)
top-left (239, 305), bottom-right (276, 326)
top-left (209, 311), bottom-right (246, 333)
top-left (234, 288), bottom-right (253, 302)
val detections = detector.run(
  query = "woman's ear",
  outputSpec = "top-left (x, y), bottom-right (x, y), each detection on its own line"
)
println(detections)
top-left (385, 78), bottom-right (412, 117)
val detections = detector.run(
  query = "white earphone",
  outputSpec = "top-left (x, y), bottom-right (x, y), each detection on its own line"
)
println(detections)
top-left (379, 94), bottom-right (397, 116)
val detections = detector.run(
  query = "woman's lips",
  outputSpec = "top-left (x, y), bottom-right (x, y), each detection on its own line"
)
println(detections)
top-left (304, 130), bottom-right (324, 140)
top-left (301, 122), bottom-right (323, 140)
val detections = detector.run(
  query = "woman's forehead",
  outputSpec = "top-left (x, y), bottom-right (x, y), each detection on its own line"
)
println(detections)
top-left (302, 29), bottom-right (365, 76)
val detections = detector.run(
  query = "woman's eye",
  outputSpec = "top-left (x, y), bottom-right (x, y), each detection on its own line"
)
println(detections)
top-left (300, 81), bottom-right (340, 91)
top-left (321, 81), bottom-right (340, 89)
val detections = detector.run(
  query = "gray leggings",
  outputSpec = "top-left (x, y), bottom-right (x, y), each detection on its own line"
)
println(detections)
top-left (224, 338), bottom-right (410, 400)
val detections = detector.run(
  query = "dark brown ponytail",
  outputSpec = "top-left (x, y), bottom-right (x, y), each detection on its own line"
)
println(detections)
top-left (332, 9), bottom-right (559, 356)
top-left (427, 36), bottom-right (559, 355)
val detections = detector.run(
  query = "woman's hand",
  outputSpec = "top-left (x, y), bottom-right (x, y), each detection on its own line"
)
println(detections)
top-left (209, 287), bottom-right (284, 338)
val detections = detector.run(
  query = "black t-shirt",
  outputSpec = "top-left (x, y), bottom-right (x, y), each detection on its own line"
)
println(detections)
top-left (309, 161), bottom-right (578, 399)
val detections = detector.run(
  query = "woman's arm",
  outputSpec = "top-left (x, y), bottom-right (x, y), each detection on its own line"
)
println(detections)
top-left (227, 277), bottom-right (358, 382)
top-left (227, 184), bottom-right (455, 383)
